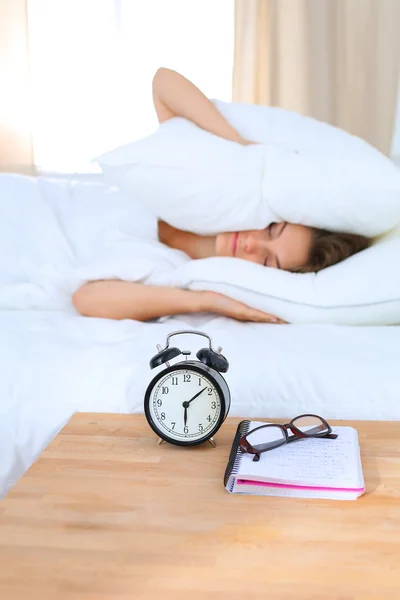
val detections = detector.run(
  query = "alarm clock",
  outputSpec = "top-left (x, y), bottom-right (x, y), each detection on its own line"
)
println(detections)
top-left (144, 330), bottom-right (230, 447)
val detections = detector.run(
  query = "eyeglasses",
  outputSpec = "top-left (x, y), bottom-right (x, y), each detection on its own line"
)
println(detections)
top-left (239, 413), bottom-right (338, 462)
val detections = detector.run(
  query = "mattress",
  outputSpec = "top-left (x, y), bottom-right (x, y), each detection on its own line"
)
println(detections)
top-left (1, 309), bottom-right (399, 498)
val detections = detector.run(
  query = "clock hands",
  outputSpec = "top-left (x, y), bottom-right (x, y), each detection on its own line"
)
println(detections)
top-left (182, 387), bottom-right (207, 428)
top-left (187, 387), bottom-right (208, 405)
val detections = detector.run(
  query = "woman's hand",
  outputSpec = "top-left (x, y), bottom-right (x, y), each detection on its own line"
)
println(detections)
top-left (238, 138), bottom-right (258, 146)
top-left (202, 291), bottom-right (286, 323)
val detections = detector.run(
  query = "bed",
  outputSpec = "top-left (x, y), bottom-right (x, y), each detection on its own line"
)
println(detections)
top-left (1, 309), bottom-right (399, 497)
top-left (1, 174), bottom-right (399, 498)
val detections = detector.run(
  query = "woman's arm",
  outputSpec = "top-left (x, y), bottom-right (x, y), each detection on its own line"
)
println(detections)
top-left (73, 281), bottom-right (204, 321)
top-left (158, 220), bottom-right (215, 259)
top-left (152, 67), bottom-right (251, 144)
top-left (72, 280), bottom-right (283, 323)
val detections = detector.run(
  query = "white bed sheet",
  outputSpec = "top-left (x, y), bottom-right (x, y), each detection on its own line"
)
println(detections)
top-left (1, 310), bottom-right (399, 498)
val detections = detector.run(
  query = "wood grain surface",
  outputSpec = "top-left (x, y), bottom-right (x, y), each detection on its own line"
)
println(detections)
top-left (1, 413), bottom-right (400, 600)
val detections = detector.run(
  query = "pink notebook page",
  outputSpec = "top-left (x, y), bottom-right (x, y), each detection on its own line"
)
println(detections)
top-left (237, 479), bottom-right (365, 493)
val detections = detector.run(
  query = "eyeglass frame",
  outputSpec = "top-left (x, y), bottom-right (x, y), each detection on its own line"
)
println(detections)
top-left (239, 413), bottom-right (338, 462)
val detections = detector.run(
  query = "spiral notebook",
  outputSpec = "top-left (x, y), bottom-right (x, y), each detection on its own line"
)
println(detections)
top-left (224, 420), bottom-right (365, 500)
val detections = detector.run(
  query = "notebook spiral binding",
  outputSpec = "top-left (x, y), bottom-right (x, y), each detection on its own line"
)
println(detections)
top-left (223, 420), bottom-right (251, 491)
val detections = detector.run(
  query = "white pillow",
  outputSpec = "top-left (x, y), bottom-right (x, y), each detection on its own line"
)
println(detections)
top-left (165, 227), bottom-right (400, 326)
top-left (97, 118), bottom-right (276, 235)
top-left (96, 99), bottom-right (400, 237)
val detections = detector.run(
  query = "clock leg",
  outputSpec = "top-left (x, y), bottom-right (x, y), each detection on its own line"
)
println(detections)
top-left (157, 437), bottom-right (165, 445)
top-left (208, 437), bottom-right (217, 448)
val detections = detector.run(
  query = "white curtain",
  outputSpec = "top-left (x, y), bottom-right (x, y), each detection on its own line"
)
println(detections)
top-left (392, 77), bottom-right (400, 163)
top-left (233, 0), bottom-right (400, 156)
top-left (27, 0), bottom-right (234, 173)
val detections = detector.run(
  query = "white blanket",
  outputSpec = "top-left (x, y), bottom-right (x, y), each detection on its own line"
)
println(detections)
top-left (1, 175), bottom-right (400, 498)
top-left (0, 174), bottom-right (189, 311)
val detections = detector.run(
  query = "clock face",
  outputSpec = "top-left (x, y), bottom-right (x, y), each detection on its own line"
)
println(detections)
top-left (145, 365), bottom-right (225, 445)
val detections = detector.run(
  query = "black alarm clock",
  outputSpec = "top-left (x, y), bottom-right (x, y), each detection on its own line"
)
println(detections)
top-left (144, 330), bottom-right (230, 447)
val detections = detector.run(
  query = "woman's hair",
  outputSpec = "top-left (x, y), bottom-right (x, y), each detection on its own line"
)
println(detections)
top-left (295, 228), bottom-right (372, 274)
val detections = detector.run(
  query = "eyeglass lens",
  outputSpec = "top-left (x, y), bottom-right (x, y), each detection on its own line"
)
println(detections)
top-left (246, 425), bottom-right (286, 453)
top-left (290, 415), bottom-right (329, 436)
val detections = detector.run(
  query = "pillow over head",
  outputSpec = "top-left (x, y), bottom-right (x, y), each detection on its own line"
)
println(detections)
top-left (97, 117), bottom-right (274, 235)
top-left (96, 100), bottom-right (400, 325)
top-left (96, 99), bottom-right (400, 237)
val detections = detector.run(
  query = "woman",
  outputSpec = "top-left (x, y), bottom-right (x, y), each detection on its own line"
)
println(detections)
top-left (73, 68), bottom-right (370, 323)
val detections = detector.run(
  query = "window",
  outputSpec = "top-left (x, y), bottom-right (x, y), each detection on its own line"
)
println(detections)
top-left (28, 0), bottom-right (234, 173)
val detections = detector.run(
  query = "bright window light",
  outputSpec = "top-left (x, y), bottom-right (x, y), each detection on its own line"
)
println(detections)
top-left (27, 0), bottom-right (234, 173)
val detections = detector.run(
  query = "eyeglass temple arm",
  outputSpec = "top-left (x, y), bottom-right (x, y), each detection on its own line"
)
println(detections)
top-left (286, 431), bottom-right (338, 444)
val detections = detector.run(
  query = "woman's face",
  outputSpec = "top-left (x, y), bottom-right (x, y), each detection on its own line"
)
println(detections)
top-left (215, 222), bottom-right (313, 271)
